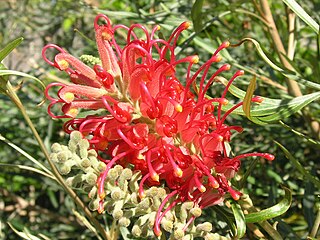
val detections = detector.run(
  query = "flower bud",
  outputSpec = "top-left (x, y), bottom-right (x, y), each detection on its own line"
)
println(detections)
top-left (59, 163), bottom-right (71, 175)
top-left (137, 198), bottom-right (150, 211)
top-left (173, 229), bottom-right (185, 239)
top-left (88, 198), bottom-right (99, 211)
top-left (196, 222), bottom-right (212, 232)
top-left (132, 225), bottom-right (142, 237)
top-left (66, 174), bottom-right (83, 187)
top-left (119, 217), bottom-right (130, 227)
top-left (78, 138), bottom-right (90, 151)
top-left (50, 153), bottom-right (58, 163)
top-left (57, 151), bottom-right (69, 163)
top-left (80, 158), bottom-right (91, 169)
top-left (96, 162), bottom-right (107, 173)
top-left (130, 192), bottom-right (139, 204)
top-left (114, 165), bottom-right (123, 175)
top-left (112, 209), bottom-right (123, 220)
top-left (68, 141), bottom-right (77, 153)
top-left (88, 149), bottom-right (98, 157)
top-left (51, 143), bottom-right (62, 153)
top-left (111, 187), bottom-right (123, 200)
top-left (88, 186), bottom-right (97, 199)
top-left (190, 207), bottom-right (202, 217)
top-left (85, 172), bottom-right (97, 185)
top-left (161, 218), bottom-right (173, 232)
top-left (106, 168), bottom-right (118, 181)
top-left (70, 131), bottom-right (82, 142)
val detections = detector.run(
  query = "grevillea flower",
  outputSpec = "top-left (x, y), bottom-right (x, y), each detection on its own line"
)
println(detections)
top-left (43, 14), bottom-right (274, 236)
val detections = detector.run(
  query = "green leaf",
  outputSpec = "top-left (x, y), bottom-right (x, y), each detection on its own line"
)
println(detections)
top-left (244, 186), bottom-right (292, 223)
top-left (230, 200), bottom-right (246, 238)
top-left (218, 77), bottom-right (320, 124)
top-left (7, 222), bottom-right (42, 240)
top-left (282, 0), bottom-right (319, 34)
top-left (0, 37), bottom-right (24, 62)
top-left (275, 141), bottom-right (320, 189)
top-left (0, 69), bottom-right (45, 91)
top-left (191, 0), bottom-right (204, 33)
top-left (243, 75), bottom-right (257, 119)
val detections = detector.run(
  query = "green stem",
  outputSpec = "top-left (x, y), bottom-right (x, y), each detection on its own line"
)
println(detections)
top-left (310, 206), bottom-right (320, 238)
top-left (5, 81), bottom-right (108, 240)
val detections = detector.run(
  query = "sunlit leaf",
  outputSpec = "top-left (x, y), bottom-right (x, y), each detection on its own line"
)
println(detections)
top-left (0, 37), bottom-right (23, 62)
top-left (230, 200), bottom-right (246, 238)
top-left (245, 186), bottom-right (292, 223)
top-left (7, 222), bottom-right (41, 240)
top-left (282, 0), bottom-right (319, 34)
top-left (0, 69), bottom-right (45, 91)
top-left (218, 76), bottom-right (320, 124)
top-left (243, 75), bottom-right (257, 120)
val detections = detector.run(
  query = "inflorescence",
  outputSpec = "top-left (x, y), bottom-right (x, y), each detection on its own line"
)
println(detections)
top-left (44, 14), bottom-right (274, 238)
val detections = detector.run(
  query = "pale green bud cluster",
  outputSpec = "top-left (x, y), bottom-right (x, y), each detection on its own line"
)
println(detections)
top-left (50, 131), bottom-right (228, 239)
top-left (79, 54), bottom-right (102, 66)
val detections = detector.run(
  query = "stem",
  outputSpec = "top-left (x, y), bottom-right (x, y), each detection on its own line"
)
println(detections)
top-left (310, 206), bottom-right (320, 238)
top-left (5, 81), bottom-right (109, 240)
top-left (258, 0), bottom-right (320, 138)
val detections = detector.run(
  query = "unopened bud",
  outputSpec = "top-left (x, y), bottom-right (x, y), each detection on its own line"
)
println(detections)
top-left (196, 222), bottom-right (212, 232)
top-left (97, 162), bottom-right (107, 173)
top-left (137, 198), bottom-right (150, 211)
top-left (132, 225), bottom-right (142, 237)
top-left (111, 187), bottom-right (123, 200)
top-left (59, 164), bottom-right (71, 175)
top-left (112, 209), bottom-right (123, 220)
top-left (57, 151), bottom-right (69, 163)
top-left (173, 229), bottom-right (185, 239)
top-left (85, 173), bottom-right (97, 185)
top-left (190, 207), bottom-right (202, 217)
top-left (161, 218), bottom-right (173, 232)
top-left (119, 217), bottom-right (130, 227)
top-left (88, 198), bottom-right (99, 211)
top-left (50, 153), bottom-right (58, 163)
top-left (81, 158), bottom-right (91, 169)
top-left (78, 139), bottom-right (90, 151)
top-left (51, 143), bottom-right (62, 153)
top-left (88, 149), bottom-right (98, 157)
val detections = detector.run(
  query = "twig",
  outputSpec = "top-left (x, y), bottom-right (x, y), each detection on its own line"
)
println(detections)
top-left (4, 81), bottom-right (109, 240)
top-left (258, 0), bottom-right (320, 138)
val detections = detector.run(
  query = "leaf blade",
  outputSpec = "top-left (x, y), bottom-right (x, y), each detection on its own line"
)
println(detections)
top-left (0, 37), bottom-right (24, 62)
top-left (244, 186), bottom-right (292, 223)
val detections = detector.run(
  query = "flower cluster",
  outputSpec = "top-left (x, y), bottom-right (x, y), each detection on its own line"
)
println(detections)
top-left (50, 131), bottom-right (229, 239)
top-left (43, 14), bottom-right (274, 237)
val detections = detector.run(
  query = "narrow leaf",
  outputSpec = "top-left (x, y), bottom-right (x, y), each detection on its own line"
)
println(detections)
top-left (7, 222), bottom-right (41, 240)
top-left (0, 69), bottom-right (45, 90)
top-left (275, 141), bottom-right (320, 189)
top-left (0, 37), bottom-right (24, 62)
top-left (282, 0), bottom-right (319, 34)
top-left (218, 76), bottom-right (320, 124)
top-left (245, 186), bottom-right (292, 223)
top-left (191, 0), bottom-right (204, 33)
top-left (230, 200), bottom-right (246, 238)
top-left (243, 75), bottom-right (257, 119)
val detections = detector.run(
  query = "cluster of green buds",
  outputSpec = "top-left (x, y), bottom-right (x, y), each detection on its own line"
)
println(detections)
top-left (50, 131), bottom-right (228, 239)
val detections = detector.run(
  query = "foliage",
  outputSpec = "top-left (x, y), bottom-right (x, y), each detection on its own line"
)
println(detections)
top-left (0, 0), bottom-right (319, 239)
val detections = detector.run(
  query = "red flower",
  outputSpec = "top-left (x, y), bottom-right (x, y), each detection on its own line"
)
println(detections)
top-left (43, 14), bottom-right (274, 236)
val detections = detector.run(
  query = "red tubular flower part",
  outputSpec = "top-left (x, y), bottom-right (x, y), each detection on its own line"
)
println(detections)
top-left (43, 14), bottom-right (276, 237)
